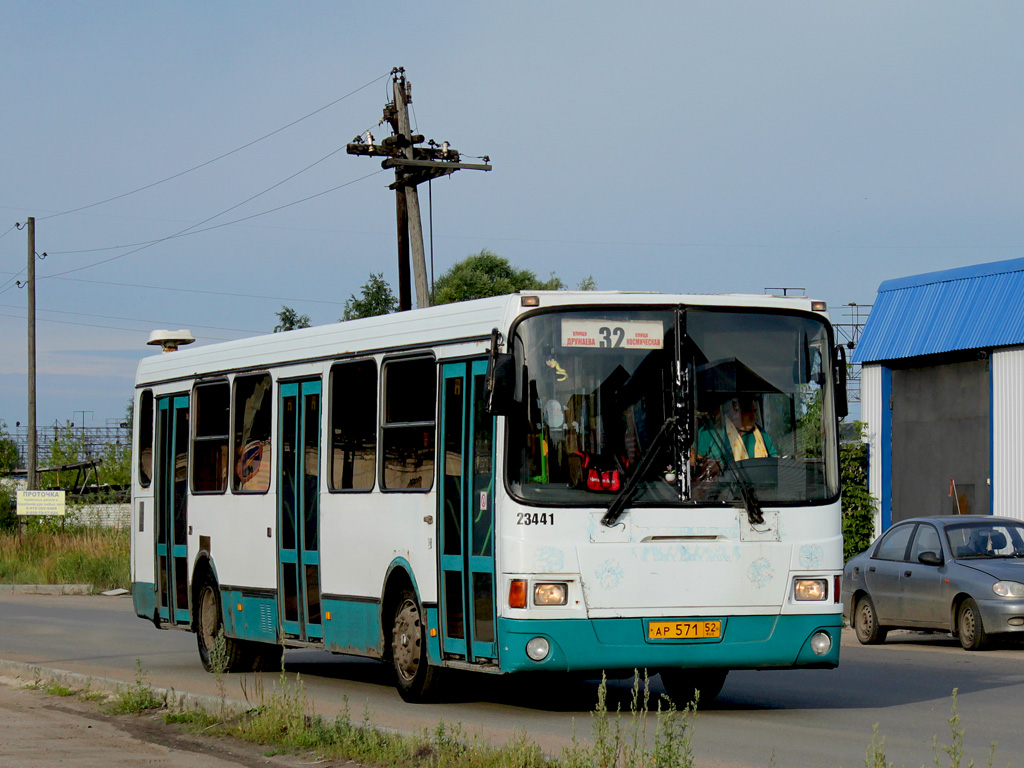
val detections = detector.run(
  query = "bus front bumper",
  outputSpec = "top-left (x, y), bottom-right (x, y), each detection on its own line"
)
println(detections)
top-left (496, 613), bottom-right (841, 674)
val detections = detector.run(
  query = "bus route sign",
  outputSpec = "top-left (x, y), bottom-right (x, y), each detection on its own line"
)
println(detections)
top-left (16, 490), bottom-right (66, 516)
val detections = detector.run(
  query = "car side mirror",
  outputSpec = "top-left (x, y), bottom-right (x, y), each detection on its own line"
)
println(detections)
top-left (917, 551), bottom-right (943, 566)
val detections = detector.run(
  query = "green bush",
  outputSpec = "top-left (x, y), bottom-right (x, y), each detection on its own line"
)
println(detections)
top-left (842, 422), bottom-right (877, 561)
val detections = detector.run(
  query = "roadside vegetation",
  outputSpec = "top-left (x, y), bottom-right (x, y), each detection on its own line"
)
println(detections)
top-left (0, 522), bottom-right (129, 590)
top-left (842, 421), bottom-right (878, 560)
top-left (16, 658), bottom-right (1002, 768)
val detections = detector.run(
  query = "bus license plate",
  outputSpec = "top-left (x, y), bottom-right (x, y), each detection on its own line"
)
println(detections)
top-left (648, 620), bottom-right (721, 640)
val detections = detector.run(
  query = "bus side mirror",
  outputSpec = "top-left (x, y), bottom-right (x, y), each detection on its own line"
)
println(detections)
top-left (833, 345), bottom-right (849, 420)
top-left (486, 328), bottom-right (517, 416)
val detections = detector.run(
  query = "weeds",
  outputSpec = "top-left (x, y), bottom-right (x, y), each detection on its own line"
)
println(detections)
top-left (106, 659), bottom-right (164, 714)
top-left (15, 663), bottom-right (1005, 768)
top-left (0, 526), bottom-right (128, 589)
top-left (863, 689), bottom-right (998, 768)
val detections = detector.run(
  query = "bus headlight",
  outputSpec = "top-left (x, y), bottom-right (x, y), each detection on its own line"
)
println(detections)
top-left (526, 636), bottom-right (550, 661)
top-left (533, 582), bottom-right (568, 606)
top-left (794, 579), bottom-right (828, 601)
top-left (810, 631), bottom-right (832, 655)
top-left (993, 581), bottom-right (1024, 598)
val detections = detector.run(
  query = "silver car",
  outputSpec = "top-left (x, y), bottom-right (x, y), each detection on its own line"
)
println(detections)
top-left (842, 516), bottom-right (1024, 650)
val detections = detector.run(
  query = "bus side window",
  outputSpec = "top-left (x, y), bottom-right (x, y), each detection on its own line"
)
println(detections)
top-left (381, 357), bottom-right (436, 491)
top-left (137, 389), bottom-right (153, 487)
top-left (232, 374), bottom-right (272, 493)
top-left (329, 359), bottom-right (377, 491)
top-left (193, 381), bottom-right (230, 493)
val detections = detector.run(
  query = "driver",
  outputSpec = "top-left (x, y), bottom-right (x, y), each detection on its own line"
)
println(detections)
top-left (695, 394), bottom-right (777, 465)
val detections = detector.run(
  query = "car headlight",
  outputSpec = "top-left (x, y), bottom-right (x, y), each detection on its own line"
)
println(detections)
top-left (794, 578), bottom-right (828, 601)
top-left (993, 581), bottom-right (1024, 598)
top-left (533, 582), bottom-right (568, 606)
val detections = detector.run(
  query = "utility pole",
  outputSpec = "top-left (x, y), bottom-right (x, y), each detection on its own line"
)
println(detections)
top-left (347, 67), bottom-right (491, 311)
top-left (26, 217), bottom-right (37, 490)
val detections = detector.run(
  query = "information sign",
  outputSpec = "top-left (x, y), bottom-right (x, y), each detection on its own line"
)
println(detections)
top-left (16, 490), bottom-right (66, 516)
top-left (560, 319), bottom-right (664, 349)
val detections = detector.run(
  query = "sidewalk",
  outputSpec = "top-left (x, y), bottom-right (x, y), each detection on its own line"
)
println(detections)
top-left (0, 669), bottom-right (337, 768)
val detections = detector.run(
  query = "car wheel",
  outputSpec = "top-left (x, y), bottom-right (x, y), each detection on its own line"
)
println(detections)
top-left (958, 598), bottom-right (989, 651)
top-left (391, 589), bottom-right (445, 702)
top-left (854, 595), bottom-right (887, 645)
top-left (659, 668), bottom-right (728, 708)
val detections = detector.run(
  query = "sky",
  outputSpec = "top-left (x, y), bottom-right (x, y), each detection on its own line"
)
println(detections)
top-left (2, 1), bottom-right (1022, 430)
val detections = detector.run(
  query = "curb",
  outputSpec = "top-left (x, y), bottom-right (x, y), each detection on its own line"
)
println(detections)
top-left (0, 659), bottom-right (248, 716)
top-left (0, 584), bottom-right (94, 595)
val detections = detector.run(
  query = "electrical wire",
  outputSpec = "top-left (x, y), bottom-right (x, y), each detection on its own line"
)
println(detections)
top-left (0, 302), bottom-right (262, 335)
top-left (0, 270), bottom-right (348, 305)
top-left (41, 169), bottom-right (386, 279)
top-left (0, 312), bottom-right (235, 341)
top-left (38, 71), bottom-right (392, 222)
top-left (48, 143), bottom-right (352, 256)
top-left (0, 224), bottom-right (17, 242)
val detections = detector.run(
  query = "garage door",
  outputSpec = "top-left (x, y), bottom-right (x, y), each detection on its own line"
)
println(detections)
top-left (891, 358), bottom-right (989, 522)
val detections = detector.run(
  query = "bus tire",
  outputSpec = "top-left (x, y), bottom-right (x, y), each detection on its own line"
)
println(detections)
top-left (391, 588), bottom-right (444, 702)
top-left (659, 668), bottom-right (727, 708)
top-left (196, 576), bottom-right (258, 673)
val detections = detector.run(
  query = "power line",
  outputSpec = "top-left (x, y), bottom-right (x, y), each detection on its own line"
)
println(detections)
top-left (41, 170), bottom-right (386, 279)
top-left (0, 271), bottom-right (347, 305)
top-left (37, 71), bottom-right (391, 222)
top-left (48, 143), bottom-right (351, 256)
top-left (0, 302), bottom-right (262, 335)
top-left (0, 311), bottom-right (236, 341)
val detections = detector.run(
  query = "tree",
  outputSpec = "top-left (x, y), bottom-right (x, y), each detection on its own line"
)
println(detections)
top-left (342, 273), bottom-right (399, 321)
top-left (842, 422), bottom-right (878, 560)
top-left (431, 250), bottom-right (565, 305)
top-left (274, 306), bottom-right (311, 332)
top-left (0, 422), bottom-right (16, 530)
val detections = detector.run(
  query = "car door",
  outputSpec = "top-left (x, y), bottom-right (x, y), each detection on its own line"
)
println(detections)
top-left (865, 523), bottom-right (915, 622)
top-left (900, 522), bottom-right (947, 626)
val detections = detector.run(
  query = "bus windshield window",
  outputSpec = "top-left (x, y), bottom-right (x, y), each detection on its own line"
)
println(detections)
top-left (507, 308), bottom-right (839, 506)
top-left (508, 310), bottom-right (677, 505)
top-left (687, 310), bottom-right (839, 505)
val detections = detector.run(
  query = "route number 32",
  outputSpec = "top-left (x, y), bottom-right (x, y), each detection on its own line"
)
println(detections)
top-left (598, 326), bottom-right (625, 348)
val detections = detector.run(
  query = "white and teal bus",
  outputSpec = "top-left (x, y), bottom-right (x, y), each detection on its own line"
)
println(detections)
top-left (130, 291), bottom-right (847, 703)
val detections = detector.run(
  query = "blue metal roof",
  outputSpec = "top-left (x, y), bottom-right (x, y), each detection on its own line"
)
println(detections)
top-left (853, 257), bottom-right (1024, 364)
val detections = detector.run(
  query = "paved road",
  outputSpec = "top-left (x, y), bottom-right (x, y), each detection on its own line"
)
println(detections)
top-left (2, 593), bottom-right (1023, 767)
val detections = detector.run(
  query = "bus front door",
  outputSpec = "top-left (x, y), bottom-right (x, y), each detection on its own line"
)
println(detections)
top-left (155, 394), bottom-right (190, 625)
top-left (278, 380), bottom-right (323, 642)
top-left (439, 360), bottom-right (497, 662)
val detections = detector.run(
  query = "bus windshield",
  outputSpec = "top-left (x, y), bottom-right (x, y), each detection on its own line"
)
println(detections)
top-left (507, 307), bottom-right (839, 507)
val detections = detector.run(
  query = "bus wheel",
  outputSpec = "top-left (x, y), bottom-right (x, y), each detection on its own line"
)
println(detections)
top-left (391, 589), bottom-right (444, 702)
top-left (659, 668), bottom-right (727, 708)
top-left (196, 577), bottom-right (260, 673)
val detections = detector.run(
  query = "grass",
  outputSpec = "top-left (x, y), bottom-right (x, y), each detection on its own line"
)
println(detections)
top-left (17, 663), bottom-right (1004, 768)
top-left (0, 525), bottom-right (129, 590)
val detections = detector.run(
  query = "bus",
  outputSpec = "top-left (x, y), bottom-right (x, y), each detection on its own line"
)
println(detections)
top-left (130, 291), bottom-right (847, 703)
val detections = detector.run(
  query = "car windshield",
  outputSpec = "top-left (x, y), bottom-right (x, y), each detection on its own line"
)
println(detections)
top-left (946, 522), bottom-right (1024, 559)
top-left (505, 307), bottom-right (840, 506)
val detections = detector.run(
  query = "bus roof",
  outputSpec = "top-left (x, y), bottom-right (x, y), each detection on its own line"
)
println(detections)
top-left (135, 291), bottom-right (826, 386)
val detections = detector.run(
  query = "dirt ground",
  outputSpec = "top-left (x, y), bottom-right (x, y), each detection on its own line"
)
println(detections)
top-left (0, 675), bottom-right (352, 768)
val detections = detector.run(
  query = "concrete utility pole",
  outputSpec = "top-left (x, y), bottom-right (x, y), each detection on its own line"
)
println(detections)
top-left (26, 217), bottom-right (36, 490)
top-left (347, 67), bottom-right (491, 311)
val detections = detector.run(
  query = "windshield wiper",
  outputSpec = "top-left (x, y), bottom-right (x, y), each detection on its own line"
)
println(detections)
top-left (601, 417), bottom-right (676, 528)
top-left (699, 417), bottom-right (765, 526)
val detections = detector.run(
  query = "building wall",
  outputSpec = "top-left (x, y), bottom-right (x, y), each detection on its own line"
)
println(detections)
top-left (860, 364), bottom-right (884, 536)
top-left (992, 346), bottom-right (1024, 521)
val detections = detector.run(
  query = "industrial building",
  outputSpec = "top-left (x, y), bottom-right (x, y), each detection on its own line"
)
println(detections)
top-left (855, 257), bottom-right (1024, 532)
